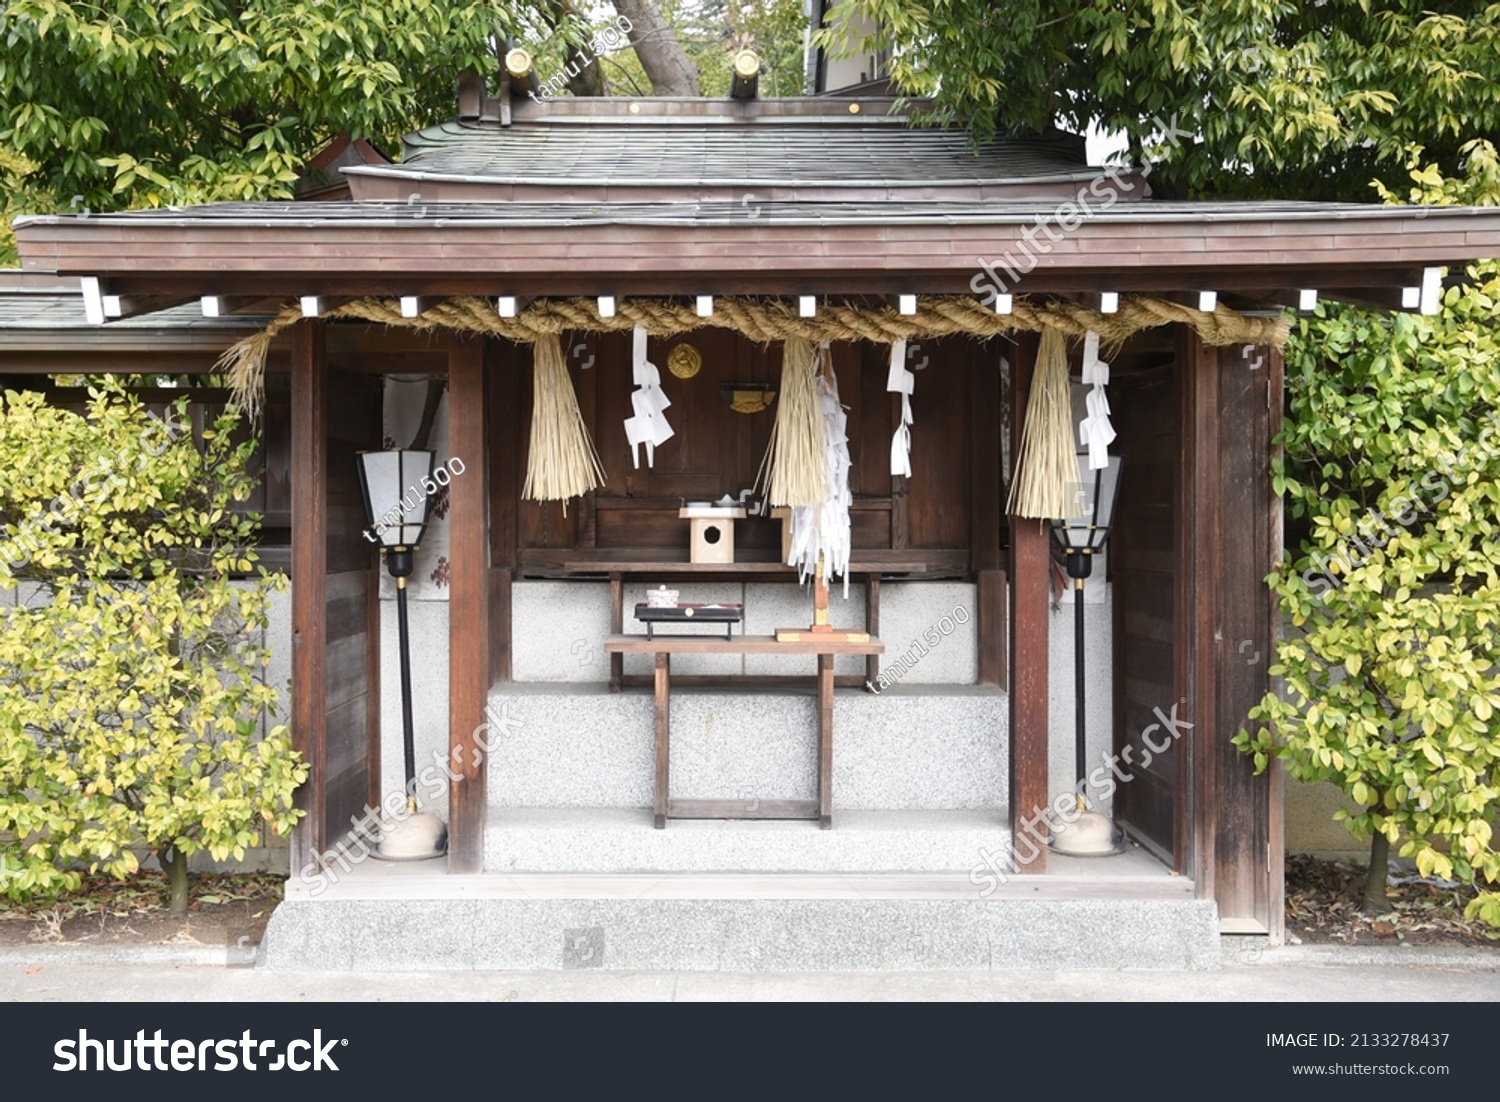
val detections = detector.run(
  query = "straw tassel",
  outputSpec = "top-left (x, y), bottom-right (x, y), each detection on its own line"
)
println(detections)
top-left (522, 332), bottom-right (606, 503)
top-left (1006, 327), bottom-right (1075, 519)
top-left (755, 334), bottom-right (829, 509)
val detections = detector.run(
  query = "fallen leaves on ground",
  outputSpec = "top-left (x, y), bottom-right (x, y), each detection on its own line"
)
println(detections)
top-left (0, 870), bottom-right (283, 947)
top-left (1286, 855), bottom-right (1498, 948)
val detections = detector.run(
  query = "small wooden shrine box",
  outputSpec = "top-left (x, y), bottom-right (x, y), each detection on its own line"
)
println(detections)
top-left (678, 504), bottom-right (746, 563)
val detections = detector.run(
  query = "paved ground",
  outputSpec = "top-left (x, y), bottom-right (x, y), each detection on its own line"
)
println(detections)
top-left (1, 945), bottom-right (1495, 1001)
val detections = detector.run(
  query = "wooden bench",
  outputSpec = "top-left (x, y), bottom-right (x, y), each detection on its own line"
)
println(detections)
top-left (603, 633), bottom-right (885, 829)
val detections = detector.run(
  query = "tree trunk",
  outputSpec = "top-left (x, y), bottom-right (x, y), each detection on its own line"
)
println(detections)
top-left (614, 0), bottom-right (700, 95)
top-left (1362, 830), bottom-right (1390, 914)
top-left (163, 846), bottom-right (190, 915)
top-left (564, 46), bottom-right (605, 97)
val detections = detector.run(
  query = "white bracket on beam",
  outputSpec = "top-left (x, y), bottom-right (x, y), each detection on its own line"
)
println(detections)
top-left (81, 276), bottom-right (105, 325)
top-left (1419, 267), bottom-right (1443, 316)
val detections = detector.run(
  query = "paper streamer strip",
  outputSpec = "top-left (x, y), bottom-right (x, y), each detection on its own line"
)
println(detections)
top-left (886, 337), bottom-right (915, 477)
top-left (622, 324), bottom-right (674, 468)
top-left (786, 342), bottom-right (853, 597)
top-left (1078, 330), bottom-right (1116, 470)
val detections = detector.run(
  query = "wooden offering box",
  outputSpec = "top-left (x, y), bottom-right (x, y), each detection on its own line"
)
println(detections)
top-left (634, 601), bottom-right (743, 640)
top-left (679, 504), bottom-right (746, 563)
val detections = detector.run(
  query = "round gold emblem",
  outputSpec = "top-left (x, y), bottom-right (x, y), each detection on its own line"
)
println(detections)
top-left (667, 343), bottom-right (702, 379)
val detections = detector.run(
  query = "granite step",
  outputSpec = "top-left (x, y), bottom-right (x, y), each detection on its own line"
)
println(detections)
top-left (483, 806), bottom-right (1012, 873)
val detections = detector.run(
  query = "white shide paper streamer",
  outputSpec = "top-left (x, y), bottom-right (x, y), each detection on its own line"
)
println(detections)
top-left (786, 342), bottom-right (853, 597)
top-left (622, 325), bottom-right (674, 467)
top-left (1079, 330), bottom-right (1116, 470)
top-left (886, 337), bottom-right (915, 477)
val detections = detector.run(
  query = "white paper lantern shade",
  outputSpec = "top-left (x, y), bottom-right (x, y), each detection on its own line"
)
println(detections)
top-left (356, 448), bottom-right (436, 550)
top-left (1049, 452), bottom-right (1122, 579)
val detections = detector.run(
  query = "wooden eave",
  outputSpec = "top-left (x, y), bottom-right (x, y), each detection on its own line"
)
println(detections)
top-left (14, 203), bottom-right (1500, 304)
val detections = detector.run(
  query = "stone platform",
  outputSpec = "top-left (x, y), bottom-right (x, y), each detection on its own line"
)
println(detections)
top-left (261, 857), bottom-right (1220, 973)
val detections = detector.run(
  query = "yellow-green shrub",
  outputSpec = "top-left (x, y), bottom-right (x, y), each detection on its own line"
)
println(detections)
top-left (0, 383), bottom-right (305, 912)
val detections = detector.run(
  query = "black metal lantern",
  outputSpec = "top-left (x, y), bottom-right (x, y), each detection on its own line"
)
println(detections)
top-left (1048, 452), bottom-right (1122, 581)
top-left (1049, 452), bottom-right (1123, 856)
top-left (355, 447), bottom-right (435, 577)
top-left (355, 447), bottom-right (445, 859)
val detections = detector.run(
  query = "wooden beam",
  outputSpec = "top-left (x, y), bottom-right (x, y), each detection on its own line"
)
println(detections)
top-left (1007, 331), bottom-right (1048, 874)
top-left (289, 320), bottom-right (327, 875)
top-left (48, 261), bottom-right (1459, 304)
top-left (446, 333), bottom-right (490, 873)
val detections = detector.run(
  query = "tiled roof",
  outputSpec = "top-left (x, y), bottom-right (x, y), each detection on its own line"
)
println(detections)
top-left (345, 118), bottom-right (1100, 190)
top-left (14, 198), bottom-right (1442, 229)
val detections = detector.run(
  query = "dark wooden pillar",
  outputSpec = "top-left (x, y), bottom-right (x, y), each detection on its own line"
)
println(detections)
top-left (1007, 331), bottom-right (1047, 873)
top-left (1181, 327), bottom-right (1283, 933)
top-left (290, 321), bottom-right (327, 877)
top-left (971, 339), bottom-right (1007, 688)
top-left (448, 335), bottom-right (490, 873)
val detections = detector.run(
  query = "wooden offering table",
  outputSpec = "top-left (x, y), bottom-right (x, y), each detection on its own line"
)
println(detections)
top-left (603, 633), bottom-right (885, 829)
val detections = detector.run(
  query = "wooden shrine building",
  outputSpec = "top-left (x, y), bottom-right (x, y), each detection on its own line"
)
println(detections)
top-left (11, 84), bottom-right (1500, 958)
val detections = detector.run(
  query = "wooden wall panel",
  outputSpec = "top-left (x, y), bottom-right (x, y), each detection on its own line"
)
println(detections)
top-left (321, 369), bottom-right (382, 856)
top-left (907, 340), bottom-right (971, 549)
top-left (513, 330), bottom-right (972, 564)
top-left (290, 325), bottom-right (382, 873)
top-left (970, 338), bottom-right (1005, 686)
top-left (1109, 360), bottom-right (1183, 868)
top-left (488, 337), bottom-right (521, 685)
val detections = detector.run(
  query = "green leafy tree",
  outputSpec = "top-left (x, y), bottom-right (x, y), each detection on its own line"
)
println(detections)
top-left (1235, 146), bottom-right (1500, 922)
top-left (818, 1), bottom-right (1500, 200)
top-left (0, 383), bottom-right (305, 913)
top-left (0, 0), bottom-right (520, 261)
